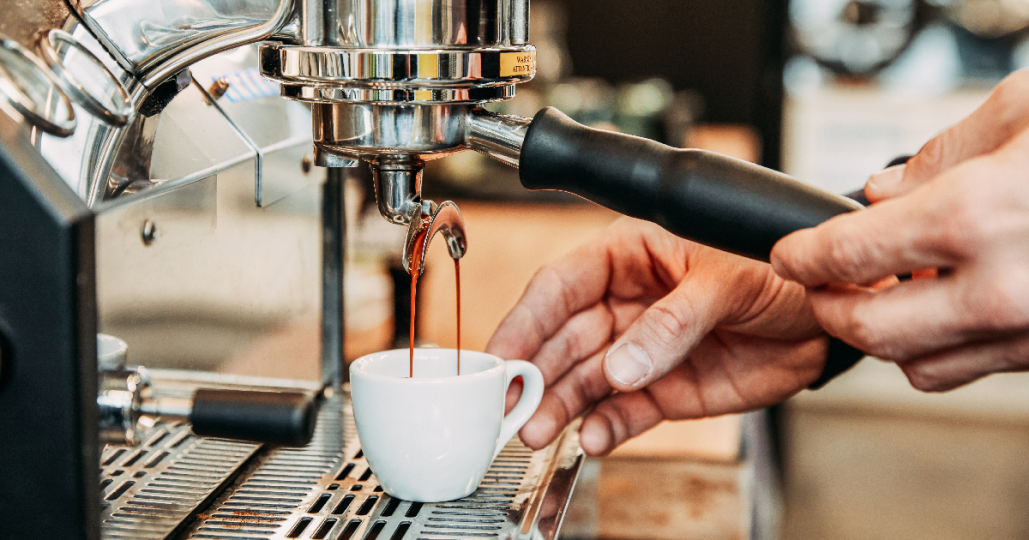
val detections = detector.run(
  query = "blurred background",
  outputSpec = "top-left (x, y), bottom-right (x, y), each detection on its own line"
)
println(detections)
top-left (330, 1), bottom-right (1029, 539)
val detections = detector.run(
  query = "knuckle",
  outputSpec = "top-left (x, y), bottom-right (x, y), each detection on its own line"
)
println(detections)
top-left (934, 216), bottom-right (977, 260)
top-left (961, 272), bottom-right (1029, 333)
top-left (824, 229), bottom-right (869, 283)
top-left (643, 301), bottom-right (694, 346)
top-left (902, 364), bottom-right (947, 392)
top-left (939, 178), bottom-right (990, 247)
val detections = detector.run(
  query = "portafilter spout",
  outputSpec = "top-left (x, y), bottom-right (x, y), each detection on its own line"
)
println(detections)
top-left (367, 156), bottom-right (467, 275)
top-left (402, 201), bottom-right (467, 276)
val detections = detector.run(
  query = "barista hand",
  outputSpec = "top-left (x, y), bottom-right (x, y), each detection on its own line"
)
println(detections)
top-left (487, 218), bottom-right (827, 456)
top-left (771, 69), bottom-right (1029, 393)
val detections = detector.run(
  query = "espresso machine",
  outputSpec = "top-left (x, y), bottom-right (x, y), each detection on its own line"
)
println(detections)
top-left (0, 1), bottom-right (865, 539)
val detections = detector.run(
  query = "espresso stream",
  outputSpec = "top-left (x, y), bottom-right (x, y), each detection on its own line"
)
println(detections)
top-left (408, 221), bottom-right (461, 378)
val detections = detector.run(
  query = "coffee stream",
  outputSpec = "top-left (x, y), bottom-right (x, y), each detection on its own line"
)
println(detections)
top-left (408, 219), bottom-right (461, 378)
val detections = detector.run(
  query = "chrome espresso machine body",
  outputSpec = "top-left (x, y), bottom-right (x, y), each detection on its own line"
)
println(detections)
top-left (0, 0), bottom-right (869, 538)
top-left (0, 1), bottom-right (584, 539)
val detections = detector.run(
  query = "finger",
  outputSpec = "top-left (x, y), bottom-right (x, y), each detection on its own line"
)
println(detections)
top-left (770, 189), bottom-right (960, 288)
top-left (866, 69), bottom-right (1029, 202)
top-left (580, 333), bottom-right (827, 456)
top-left (486, 243), bottom-right (612, 361)
top-left (519, 350), bottom-right (613, 450)
top-left (531, 303), bottom-right (616, 385)
top-left (807, 276), bottom-right (985, 361)
top-left (898, 331), bottom-right (1029, 392)
top-left (578, 391), bottom-right (665, 456)
top-left (506, 303), bottom-right (614, 412)
top-left (600, 252), bottom-right (740, 392)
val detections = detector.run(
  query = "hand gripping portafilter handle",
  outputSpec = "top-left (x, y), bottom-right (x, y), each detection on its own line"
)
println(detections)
top-left (190, 389), bottom-right (317, 447)
top-left (519, 107), bottom-right (864, 261)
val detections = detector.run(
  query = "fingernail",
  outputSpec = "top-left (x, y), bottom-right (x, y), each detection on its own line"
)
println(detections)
top-left (605, 342), bottom-right (652, 387)
top-left (866, 164), bottom-right (906, 198)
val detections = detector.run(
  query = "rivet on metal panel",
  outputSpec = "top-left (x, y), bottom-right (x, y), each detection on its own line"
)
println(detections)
top-left (140, 220), bottom-right (158, 246)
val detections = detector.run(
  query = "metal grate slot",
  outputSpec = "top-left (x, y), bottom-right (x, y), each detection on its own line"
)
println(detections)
top-left (122, 450), bottom-right (147, 467)
top-left (166, 432), bottom-right (191, 448)
top-left (285, 516), bottom-right (313, 538)
top-left (356, 495), bottom-right (379, 516)
top-left (106, 481), bottom-right (135, 501)
top-left (363, 519), bottom-right (388, 540)
top-left (405, 503), bottom-right (423, 518)
top-left (333, 494), bottom-right (356, 515)
top-left (144, 451), bottom-right (170, 468)
top-left (390, 522), bottom-right (412, 540)
top-left (336, 463), bottom-right (356, 479)
top-left (380, 497), bottom-right (401, 517)
top-left (311, 517), bottom-right (338, 539)
top-left (103, 448), bottom-right (127, 466)
top-left (144, 430), bottom-right (169, 447)
top-left (350, 484), bottom-right (364, 491)
top-left (358, 468), bottom-right (373, 481)
top-left (339, 519), bottom-right (363, 540)
top-left (307, 493), bottom-right (332, 514)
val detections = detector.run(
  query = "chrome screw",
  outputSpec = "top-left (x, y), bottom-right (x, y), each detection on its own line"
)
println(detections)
top-left (141, 220), bottom-right (158, 246)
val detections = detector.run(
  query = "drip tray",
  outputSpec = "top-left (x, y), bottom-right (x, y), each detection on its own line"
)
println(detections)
top-left (99, 385), bottom-right (584, 540)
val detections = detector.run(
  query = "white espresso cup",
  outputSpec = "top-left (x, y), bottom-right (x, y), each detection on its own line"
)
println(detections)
top-left (349, 348), bottom-right (544, 502)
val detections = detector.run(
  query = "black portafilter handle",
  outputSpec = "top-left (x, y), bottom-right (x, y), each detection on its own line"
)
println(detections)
top-left (190, 389), bottom-right (318, 447)
top-left (519, 107), bottom-right (865, 261)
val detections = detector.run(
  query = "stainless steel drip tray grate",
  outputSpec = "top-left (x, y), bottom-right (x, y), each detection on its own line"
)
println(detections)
top-left (106, 386), bottom-right (585, 540)
top-left (100, 423), bottom-right (261, 540)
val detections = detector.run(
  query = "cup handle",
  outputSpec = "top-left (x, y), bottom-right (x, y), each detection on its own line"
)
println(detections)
top-left (494, 360), bottom-right (545, 461)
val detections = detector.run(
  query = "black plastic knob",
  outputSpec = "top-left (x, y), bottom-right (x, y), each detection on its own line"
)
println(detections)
top-left (190, 389), bottom-right (317, 447)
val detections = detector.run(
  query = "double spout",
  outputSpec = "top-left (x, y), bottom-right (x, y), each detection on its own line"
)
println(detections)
top-left (362, 108), bottom-right (527, 275)
top-left (369, 158), bottom-right (467, 275)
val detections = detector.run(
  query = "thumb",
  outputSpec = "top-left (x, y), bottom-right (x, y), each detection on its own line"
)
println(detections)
top-left (603, 276), bottom-right (726, 392)
top-left (867, 69), bottom-right (1029, 202)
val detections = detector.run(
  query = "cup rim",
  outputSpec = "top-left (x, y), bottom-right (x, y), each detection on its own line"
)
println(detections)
top-left (349, 348), bottom-right (505, 383)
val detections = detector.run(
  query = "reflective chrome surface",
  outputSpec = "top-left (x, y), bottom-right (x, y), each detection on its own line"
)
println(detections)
top-left (262, 45), bottom-right (536, 90)
top-left (38, 29), bottom-right (131, 126)
top-left (0, 37), bottom-right (76, 137)
top-left (403, 200), bottom-right (467, 274)
top-left (98, 366), bottom-right (152, 445)
top-left (466, 107), bottom-right (532, 167)
top-left (334, 0), bottom-right (529, 47)
top-left (287, 83), bottom-right (516, 104)
top-left (70, 0), bottom-right (291, 86)
top-left (66, 0), bottom-right (538, 229)
top-left (371, 157), bottom-right (425, 224)
top-left (314, 103), bottom-right (470, 159)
